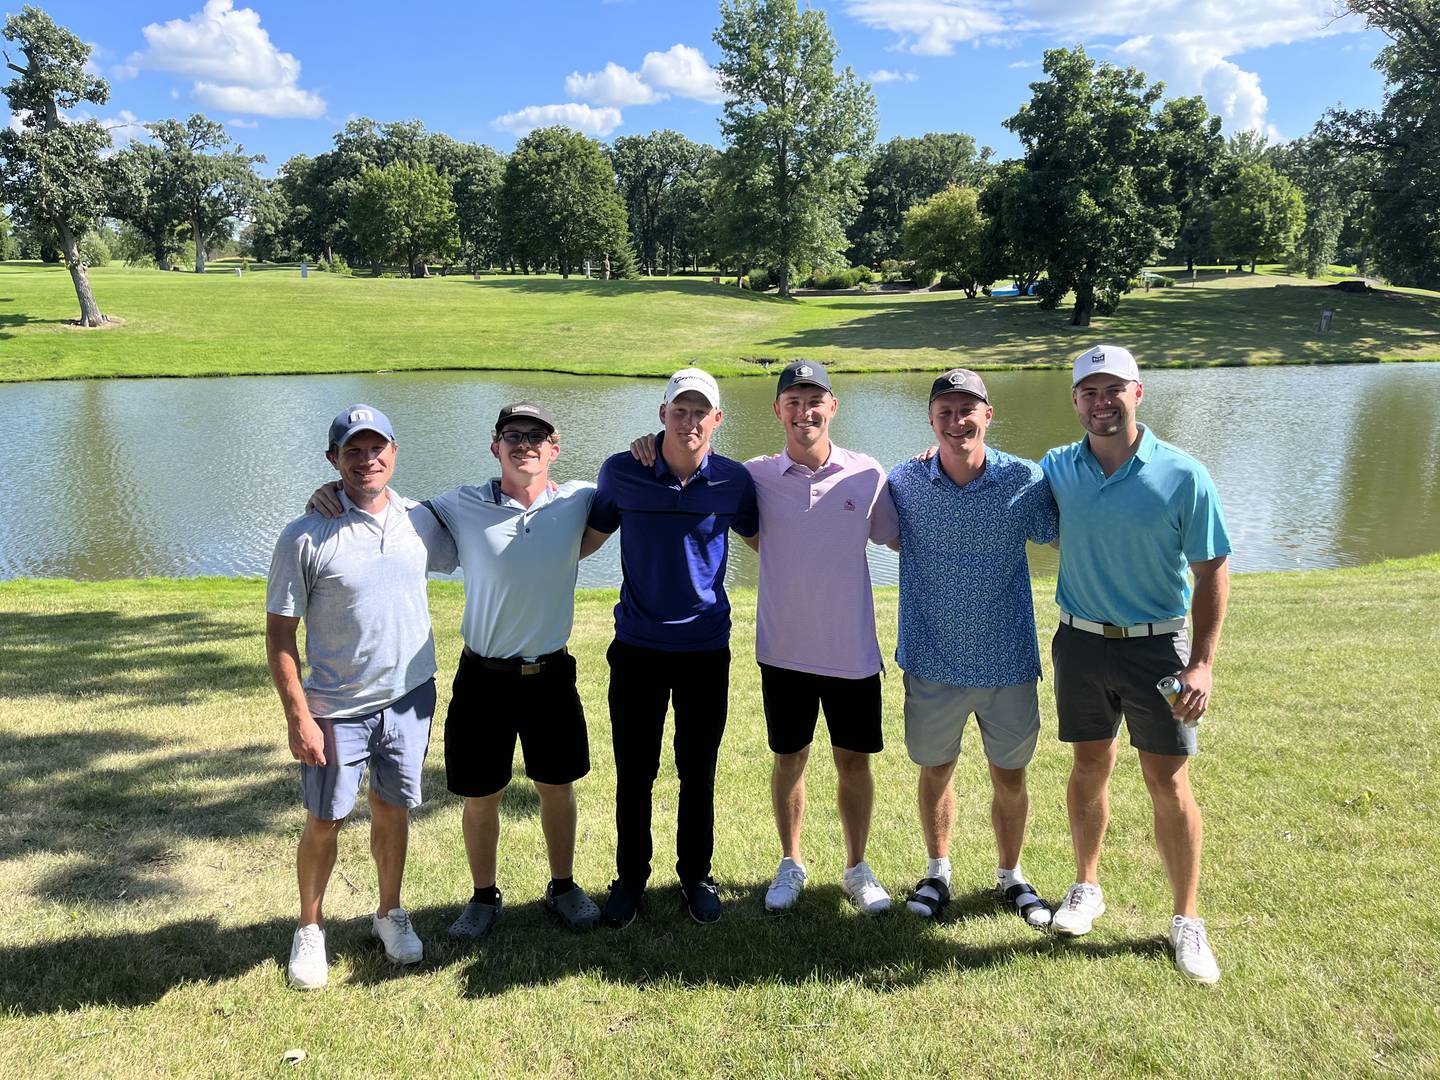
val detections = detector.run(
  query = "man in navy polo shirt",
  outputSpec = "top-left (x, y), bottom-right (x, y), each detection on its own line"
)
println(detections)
top-left (583, 367), bottom-right (759, 927)
top-left (1043, 344), bottom-right (1231, 985)
top-left (888, 370), bottom-right (1059, 929)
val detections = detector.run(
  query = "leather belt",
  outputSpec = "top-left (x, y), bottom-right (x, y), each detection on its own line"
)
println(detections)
top-left (1059, 612), bottom-right (1186, 639)
top-left (462, 645), bottom-right (566, 675)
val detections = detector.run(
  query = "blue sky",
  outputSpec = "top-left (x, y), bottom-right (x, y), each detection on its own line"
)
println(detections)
top-left (22, 0), bottom-right (1390, 171)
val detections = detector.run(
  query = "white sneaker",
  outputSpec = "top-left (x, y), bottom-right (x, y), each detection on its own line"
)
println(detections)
top-left (287, 924), bottom-right (327, 990)
top-left (1051, 882), bottom-right (1106, 936)
top-left (842, 861), bottom-right (892, 915)
top-left (372, 907), bottom-right (423, 964)
top-left (1170, 915), bottom-right (1221, 984)
top-left (765, 857), bottom-right (807, 912)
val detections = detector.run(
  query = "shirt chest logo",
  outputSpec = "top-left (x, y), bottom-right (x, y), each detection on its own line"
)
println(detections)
top-left (844, 498), bottom-right (856, 511)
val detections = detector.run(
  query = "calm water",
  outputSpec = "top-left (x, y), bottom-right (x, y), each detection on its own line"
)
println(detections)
top-left (4, 365), bottom-right (1439, 587)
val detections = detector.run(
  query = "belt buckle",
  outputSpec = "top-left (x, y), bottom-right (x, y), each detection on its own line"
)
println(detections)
top-left (520, 662), bottom-right (543, 676)
top-left (1102, 624), bottom-right (1127, 639)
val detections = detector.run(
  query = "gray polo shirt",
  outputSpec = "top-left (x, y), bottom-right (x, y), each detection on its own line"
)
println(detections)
top-left (266, 489), bottom-right (457, 718)
top-left (427, 479), bottom-right (595, 659)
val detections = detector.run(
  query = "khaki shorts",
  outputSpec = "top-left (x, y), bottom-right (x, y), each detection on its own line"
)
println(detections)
top-left (902, 672), bottom-right (1041, 770)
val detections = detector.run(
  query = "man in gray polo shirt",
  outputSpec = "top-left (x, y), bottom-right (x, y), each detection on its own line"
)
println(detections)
top-left (308, 402), bottom-right (604, 940)
top-left (267, 404), bottom-right (457, 991)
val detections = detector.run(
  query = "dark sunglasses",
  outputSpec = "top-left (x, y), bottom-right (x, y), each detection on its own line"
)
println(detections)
top-left (499, 429), bottom-right (552, 446)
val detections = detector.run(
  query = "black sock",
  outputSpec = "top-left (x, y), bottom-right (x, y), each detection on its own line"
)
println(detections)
top-left (549, 876), bottom-right (576, 896)
top-left (472, 885), bottom-right (499, 905)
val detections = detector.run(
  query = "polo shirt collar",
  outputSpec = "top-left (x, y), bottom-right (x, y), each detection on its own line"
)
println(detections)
top-left (1079, 424), bottom-right (1155, 480)
top-left (927, 450), bottom-right (993, 490)
top-left (653, 431), bottom-right (712, 483)
top-left (778, 445), bottom-right (838, 475)
top-left (338, 486), bottom-right (395, 520)
top-left (485, 478), bottom-right (557, 510)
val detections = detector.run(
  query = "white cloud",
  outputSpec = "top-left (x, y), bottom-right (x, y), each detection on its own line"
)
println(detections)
top-left (566, 62), bottom-right (662, 107)
top-left (640, 44), bottom-right (725, 104)
top-left (843, 0), bottom-right (1359, 132)
top-left (869, 68), bottom-right (919, 83)
top-left (492, 103), bottom-right (624, 137)
top-left (1008, 58), bottom-right (1040, 69)
top-left (227, 117), bottom-right (259, 128)
top-left (99, 108), bottom-right (151, 149)
top-left (128, 0), bottom-right (325, 118)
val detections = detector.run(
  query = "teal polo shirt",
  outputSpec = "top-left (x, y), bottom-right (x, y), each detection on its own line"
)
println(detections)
top-left (1041, 425), bottom-right (1231, 626)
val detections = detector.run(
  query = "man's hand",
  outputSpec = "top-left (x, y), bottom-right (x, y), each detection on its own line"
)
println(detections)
top-left (288, 716), bottom-right (327, 766)
top-left (630, 434), bottom-right (658, 467)
top-left (1172, 662), bottom-right (1212, 725)
top-left (913, 445), bottom-right (938, 462)
top-left (306, 481), bottom-right (343, 517)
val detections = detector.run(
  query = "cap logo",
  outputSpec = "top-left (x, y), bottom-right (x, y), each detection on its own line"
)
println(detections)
top-left (512, 405), bottom-right (538, 414)
top-left (349, 408), bottom-right (374, 423)
top-left (1090, 351), bottom-right (1105, 364)
top-left (949, 372), bottom-right (965, 385)
top-left (797, 365), bottom-right (813, 377)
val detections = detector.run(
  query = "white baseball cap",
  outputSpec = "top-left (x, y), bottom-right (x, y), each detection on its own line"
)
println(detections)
top-left (664, 366), bottom-right (720, 409)
top-left (1071, 345), bottom-right (1140, 386)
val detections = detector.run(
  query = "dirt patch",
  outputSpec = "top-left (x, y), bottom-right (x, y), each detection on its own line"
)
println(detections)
top-left (64, 314), bottom-right (126, 329)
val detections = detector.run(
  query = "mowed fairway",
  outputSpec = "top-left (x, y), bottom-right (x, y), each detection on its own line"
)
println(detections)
top-left (4, 261), bottom-right (1440, 383)
top-left (1, 561), bottom-right (1437, 1077)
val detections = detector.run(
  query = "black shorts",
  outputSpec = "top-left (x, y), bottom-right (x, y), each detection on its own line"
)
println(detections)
top-left (1051, 623), bottom-right (1197, 757)
top-left (444, 647), bottom-right (590, 797)
top-left (759, 664), bottom-right (884, 755)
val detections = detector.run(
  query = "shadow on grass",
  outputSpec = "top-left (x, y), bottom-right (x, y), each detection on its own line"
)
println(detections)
top-left (466, 277), bottom-right (789, 305)
top-left (0, 894), bottom-right (1165, 1013)
top-left (0, 610), bottom-right (262, 706)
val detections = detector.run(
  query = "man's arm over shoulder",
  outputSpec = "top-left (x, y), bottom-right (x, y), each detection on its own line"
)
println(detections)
top-left (408, 501), bottom-right (459, 574)
top-left (1024, 467), bottom-right (1060, 546)
top-left (730, 466), bottom-right (759, 538)
top-left (582, 459), bottom-right (621, 557)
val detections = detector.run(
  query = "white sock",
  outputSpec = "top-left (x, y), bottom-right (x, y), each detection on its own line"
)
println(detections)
top-left (926, 857), bottom-right (951, 886)
top-left (997, 865), bottom-right (1026, 889)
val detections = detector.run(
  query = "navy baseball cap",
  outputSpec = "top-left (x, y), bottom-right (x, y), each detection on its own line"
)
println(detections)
top-left (494, 401), bottom-right (556, 433)
top-left (328, 404), bottom-right (395, 449)
top-left (775, 360), bottom-right (832, 398)
top-left (929, 369), bottom-right (989, 403)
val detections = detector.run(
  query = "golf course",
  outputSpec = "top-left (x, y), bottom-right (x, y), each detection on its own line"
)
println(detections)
top-left (4, 260), bottom-right (1440, 383)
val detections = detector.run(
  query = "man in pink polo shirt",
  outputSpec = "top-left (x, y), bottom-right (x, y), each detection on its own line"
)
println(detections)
top-left (747, 361), bottom-right (900, 915)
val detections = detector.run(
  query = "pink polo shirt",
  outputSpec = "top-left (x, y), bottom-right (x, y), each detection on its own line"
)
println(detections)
top-left (746, 445), bottom-right (900, 679)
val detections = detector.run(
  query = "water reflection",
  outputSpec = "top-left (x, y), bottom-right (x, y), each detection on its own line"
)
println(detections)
top-left (3, 364), bottom-right (1439, 584)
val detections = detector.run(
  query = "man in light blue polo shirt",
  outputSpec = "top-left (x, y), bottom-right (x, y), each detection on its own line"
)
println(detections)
top-left (1042, 344), bottom-right (1231, 985)
top-left (888, 369), bottom-right (1059, 928)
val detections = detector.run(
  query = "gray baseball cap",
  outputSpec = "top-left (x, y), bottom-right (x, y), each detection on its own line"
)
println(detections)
top-left (929, 369), bottom-right (989, 403)
top-left (775, 360), bottom-right (832, 398)
top-left (328, 404), bottom-right (395, 449)
top-left (494, 401), bottom-right (555, 433)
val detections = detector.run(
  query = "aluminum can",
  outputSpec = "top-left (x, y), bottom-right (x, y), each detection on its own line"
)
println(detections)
top-left (1157, 675), bottom-right (1201, 726)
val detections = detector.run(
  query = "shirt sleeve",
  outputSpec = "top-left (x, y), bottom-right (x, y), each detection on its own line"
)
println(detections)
top-left (265, 522), bottom-right (311, 618)
top-left (869, 474), bottom-right (900, 544)
top-left (409, 503), bottom-right (459, 574)
top-left (1026, 471), bottom-right (1060, 545)
top-left (587, 457), bottom-right (622, 533)
top-left (730, 468), bottom-right (760, 538)
top-left (1178, 463), bottom-right (1232, 564)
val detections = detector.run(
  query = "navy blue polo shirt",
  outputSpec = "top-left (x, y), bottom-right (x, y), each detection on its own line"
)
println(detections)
top-left (589, 434), bottom-right (760, 651)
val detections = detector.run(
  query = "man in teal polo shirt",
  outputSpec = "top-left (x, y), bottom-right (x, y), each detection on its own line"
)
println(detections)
top-left (1041, 344), bottom-right (1231, 985)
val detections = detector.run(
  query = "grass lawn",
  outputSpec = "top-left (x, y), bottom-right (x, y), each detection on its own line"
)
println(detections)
top-left (2, 560), bottom-right (1438, 1077)
top-left (3, 261), bottom-right (1439, 383)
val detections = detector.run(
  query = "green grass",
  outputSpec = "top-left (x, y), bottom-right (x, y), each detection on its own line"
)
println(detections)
top-left (2, 561), bottom-right (1438, 1077)
top-left (4, 260), bottom-right (1439, 383)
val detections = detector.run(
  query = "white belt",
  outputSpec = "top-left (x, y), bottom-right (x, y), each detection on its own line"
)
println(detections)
top-left (1059, 612), bottom-right (1186, 639)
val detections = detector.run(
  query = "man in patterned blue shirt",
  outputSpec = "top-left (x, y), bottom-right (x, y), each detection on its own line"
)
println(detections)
top-left (887, 369), bottom-right (1059, 927)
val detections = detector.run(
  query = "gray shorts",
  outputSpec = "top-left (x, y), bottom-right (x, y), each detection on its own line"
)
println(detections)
top-left (300, 678), bottom-right (436, 820)
top-left (1051, 624), bottom-right (1197, 757)
top-left (902, 671), bottom-right (1041, 770)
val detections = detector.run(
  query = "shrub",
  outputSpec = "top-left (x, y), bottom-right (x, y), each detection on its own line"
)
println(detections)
top-left (317, 253), bottom-right (352, 277)
top-left (748, 267), bottom-right (773, 292)
top-left (79, 231), bottom-right (110, 267)
top-left (809, 266), bottom-right (873, 290)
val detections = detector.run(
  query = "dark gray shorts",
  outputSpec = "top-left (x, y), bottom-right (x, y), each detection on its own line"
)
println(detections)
top-left (1051, 624), bottom-right (1197, 757)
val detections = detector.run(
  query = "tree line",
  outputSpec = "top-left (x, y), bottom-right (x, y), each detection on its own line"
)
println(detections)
top-left (3, 0), bottom-right (1437, 329)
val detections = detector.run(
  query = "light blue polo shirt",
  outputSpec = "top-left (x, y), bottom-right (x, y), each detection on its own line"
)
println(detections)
top-left (426, 479), bottom-right (595, 659)
top-left (1041, 425), bottom-right (1231, 626)
top-left (889, 448), bottom-right (1059, 687)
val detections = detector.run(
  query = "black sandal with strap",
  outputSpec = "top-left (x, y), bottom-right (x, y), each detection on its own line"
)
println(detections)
top-left (905, 877), bottom-right (951, 918)
top-left (1001, 881), bottom-right (1052, 927)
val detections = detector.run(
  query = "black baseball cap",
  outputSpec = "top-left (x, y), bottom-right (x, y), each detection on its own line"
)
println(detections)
top-left (775, 360), bottom-right (832, 398)
top-left (929, 368), bottom-right (989, 403)
top-left (494, 402), bottom-right (555, 433)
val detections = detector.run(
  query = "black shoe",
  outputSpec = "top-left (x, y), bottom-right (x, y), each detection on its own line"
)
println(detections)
top-left (682, 877), bottom-right (723, 924)
top-left (600, 879), bottom-right (644, 930)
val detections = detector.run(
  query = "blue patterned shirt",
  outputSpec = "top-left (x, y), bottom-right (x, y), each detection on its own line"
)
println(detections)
top-left (889, 449), bottom-right (1059, 687)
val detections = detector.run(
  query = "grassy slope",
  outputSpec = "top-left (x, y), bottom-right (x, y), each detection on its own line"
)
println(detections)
top-left (3, 261), bottom-right (1439, 383)
top-left (1, 561), bottom-right (1438, 1077)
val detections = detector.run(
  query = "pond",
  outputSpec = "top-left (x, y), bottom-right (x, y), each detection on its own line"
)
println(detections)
top-left (4, 363), bottom-right (1439, 587)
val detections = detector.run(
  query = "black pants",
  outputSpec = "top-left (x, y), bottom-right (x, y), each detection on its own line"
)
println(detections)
top-left (606, 639), bottom-right (730, 887)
